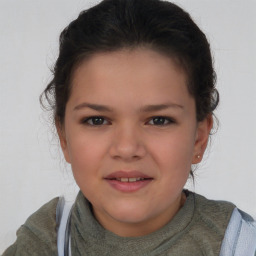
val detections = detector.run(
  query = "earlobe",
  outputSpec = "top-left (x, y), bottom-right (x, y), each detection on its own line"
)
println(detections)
top-left (192, 115), bottom-right (213, 164)
top-left (56, 121), bottom-right (71, 163)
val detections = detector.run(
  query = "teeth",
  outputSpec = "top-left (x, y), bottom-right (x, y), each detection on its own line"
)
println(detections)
top-left (117, 177), bottom-right (145, 182)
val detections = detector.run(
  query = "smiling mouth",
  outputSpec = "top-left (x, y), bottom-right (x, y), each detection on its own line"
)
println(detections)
top-left (105, 176), bottom-right (154, 193)
top-left (104, 170), bottom-right (153, 192)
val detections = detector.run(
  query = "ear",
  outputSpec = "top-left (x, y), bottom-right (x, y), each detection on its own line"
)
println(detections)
top-left (56, 120), bottom-right (71, 163)
top-left (192, 115), bottom-right (213, 164)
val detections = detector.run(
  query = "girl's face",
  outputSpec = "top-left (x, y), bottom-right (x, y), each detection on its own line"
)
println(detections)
top-left (58, 48), bottom-right (212, 237)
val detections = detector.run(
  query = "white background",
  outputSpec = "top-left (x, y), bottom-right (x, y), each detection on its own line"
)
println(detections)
top-left (0, 0), bottom-right (255, 253)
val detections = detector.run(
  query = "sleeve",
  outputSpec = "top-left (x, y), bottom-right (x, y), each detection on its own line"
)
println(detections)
top-left (2, 197), bottom-right (59, 256)
top-left (219, 207), bottom-right (256, 256)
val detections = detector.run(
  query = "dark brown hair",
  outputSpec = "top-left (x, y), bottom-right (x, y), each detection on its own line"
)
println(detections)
top-left (41, 0), bottom-right (218, 126)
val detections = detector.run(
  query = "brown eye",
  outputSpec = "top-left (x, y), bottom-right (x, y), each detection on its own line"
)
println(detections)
top-left (148, 117), bottom-right (174, 126)
top-left (83, 116), bottom-right (108, 126)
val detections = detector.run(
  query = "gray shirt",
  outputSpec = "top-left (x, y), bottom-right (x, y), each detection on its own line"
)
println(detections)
top-left (3, 190), bottom-right (236, 256)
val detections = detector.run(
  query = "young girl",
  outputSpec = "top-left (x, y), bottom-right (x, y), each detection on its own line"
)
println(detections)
top-left (3, 0), bottom-right (256, 255)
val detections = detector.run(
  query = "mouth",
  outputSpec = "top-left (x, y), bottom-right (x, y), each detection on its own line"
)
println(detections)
top-left (104, 171), bottom-right (153, 192)
top-left (107, 177), bottom-right (152, 183)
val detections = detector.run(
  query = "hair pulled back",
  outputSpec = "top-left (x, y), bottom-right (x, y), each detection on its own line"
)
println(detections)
top-left (41, 0), bottom-right (218, 125)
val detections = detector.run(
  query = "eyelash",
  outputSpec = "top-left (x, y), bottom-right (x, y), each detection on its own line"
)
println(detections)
top-left (81, 116), bottom-right (110, 126)
top-left (147, 116), bottom-right (175, 126)
top-left (81, 116), bottom-right (175, 126)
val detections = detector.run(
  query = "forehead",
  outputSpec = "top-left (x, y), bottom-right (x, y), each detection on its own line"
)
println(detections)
top-left (69, 48), bottom-right (193, 109)
top-left (73, 48), bottom-right (187, 81)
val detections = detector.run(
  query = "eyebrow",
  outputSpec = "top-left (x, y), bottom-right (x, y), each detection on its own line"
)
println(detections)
top-left (74, 103), bottom-right (114, 112)
top-left (73, 102), bottom-right (184, 112)
top-left (140, 103), bottom-right (184, 112)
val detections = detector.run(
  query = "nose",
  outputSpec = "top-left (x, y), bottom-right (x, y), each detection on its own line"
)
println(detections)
top-left (109, 123), bottom-right (146, 161)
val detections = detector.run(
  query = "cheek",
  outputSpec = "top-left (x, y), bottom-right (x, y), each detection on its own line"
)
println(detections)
top-left (149, 129), bottom-right (196, 166)
top-left (66, 131), bottom-right (108, 178)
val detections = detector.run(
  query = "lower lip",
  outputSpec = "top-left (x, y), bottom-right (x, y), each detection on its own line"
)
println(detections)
top-left (105, 179), bottom-right (153, 193)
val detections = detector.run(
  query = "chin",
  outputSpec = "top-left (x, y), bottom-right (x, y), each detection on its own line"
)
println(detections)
top-left (107, 204), bottom-right (152, 224)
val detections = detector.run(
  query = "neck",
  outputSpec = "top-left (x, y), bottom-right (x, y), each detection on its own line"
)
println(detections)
top-left (93, 191), bottom-right (187, 237)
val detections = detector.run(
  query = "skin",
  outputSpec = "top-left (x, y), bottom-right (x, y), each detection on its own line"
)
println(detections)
top-left (57, 48), bottom-right (212, 237)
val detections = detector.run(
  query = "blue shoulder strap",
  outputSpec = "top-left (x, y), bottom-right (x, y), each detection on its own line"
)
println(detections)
top-left (219, 207), bottom-right (256, 256)
top-left (56, 197), bottom-right (74, 256)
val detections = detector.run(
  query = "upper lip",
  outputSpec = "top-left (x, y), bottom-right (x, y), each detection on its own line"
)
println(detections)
top-left (104, 170), bottom-right (152, 179)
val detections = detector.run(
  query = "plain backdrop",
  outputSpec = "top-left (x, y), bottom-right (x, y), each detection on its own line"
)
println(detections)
top-left (0, 0), bottom-right (255, 253)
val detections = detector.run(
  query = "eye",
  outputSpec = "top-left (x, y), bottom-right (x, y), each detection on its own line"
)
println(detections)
top-left (82, 116), bottom-right (109, 126)
top-left (148, 116), bottom-right (174, 126)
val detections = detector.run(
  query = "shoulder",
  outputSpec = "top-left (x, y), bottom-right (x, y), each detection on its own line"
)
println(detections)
top-left (183, 192), bottom-right (236, 254)
top-left (220, 207), bottom-right (256, 256)
top-left (189, 192), bottom-right (236, 235)
top-left (21, 196), bottom-right (59, 246)
top-left (2, 197), bottom-right (59, 256)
